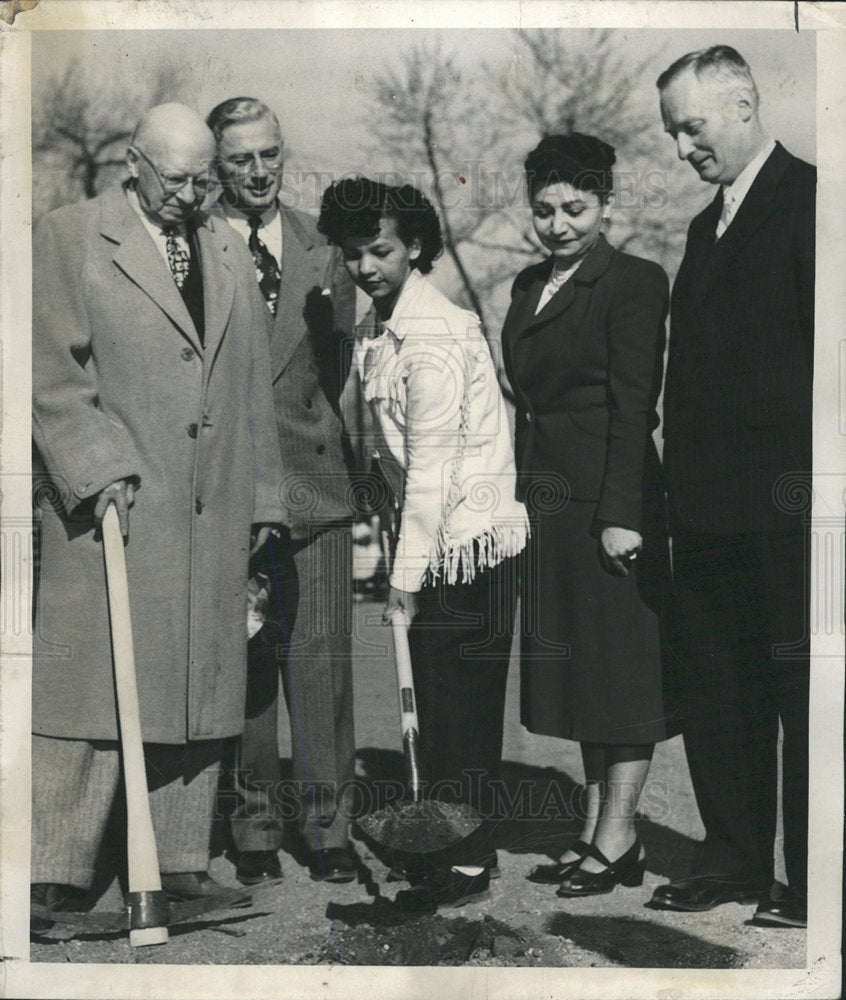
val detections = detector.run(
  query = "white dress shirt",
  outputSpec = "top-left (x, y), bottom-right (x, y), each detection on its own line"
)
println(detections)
top-left (126, 187), bottom-right (189, 265)
top-left (218, 199), bottom-right (283, 266)
top-left (716, 138), bottom-right (777, 239)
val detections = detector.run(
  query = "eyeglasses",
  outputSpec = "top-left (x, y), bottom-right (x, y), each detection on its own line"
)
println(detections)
top-left (132, 146), bottom-right (212, 196)
top-left (221, 146), bottom-right (284, 171)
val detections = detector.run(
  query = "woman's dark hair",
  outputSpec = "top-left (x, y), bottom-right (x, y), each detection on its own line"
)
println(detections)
top-left (524, 133), bottom-right (616, 201)
top-left (317, 177), bottom-right (444, 274)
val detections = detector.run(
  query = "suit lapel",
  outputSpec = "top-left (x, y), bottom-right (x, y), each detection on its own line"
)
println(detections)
top-left (527, 273), bottom-right (576, 330)
top-left (511, 235), bottom-right (615, 339)
top-left (683, 144), bottom-right (790, 307)
top-left (270, 207), bottom-right (326, 379)
top-left (713, 143), bottom-right (788, 254)
top-left (102, 187), bottom-right (203, 354)
top-left (195, 219), bottom-right (234, 372)
top-left (678, 193), bottom-right (723, 309)
top-left (504, 262), bottom-right (550, 351)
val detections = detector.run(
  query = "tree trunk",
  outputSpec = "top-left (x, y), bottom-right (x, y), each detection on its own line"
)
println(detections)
top-left (421, 109), bottom-right (489, 340)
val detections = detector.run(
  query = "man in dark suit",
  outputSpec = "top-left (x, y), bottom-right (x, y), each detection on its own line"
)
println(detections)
top-left (651, 47), bottom-right (814, 928)
top-left (207, 98), bottom-right (358, 885)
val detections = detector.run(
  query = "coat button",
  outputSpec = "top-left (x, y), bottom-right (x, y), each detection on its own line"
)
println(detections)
top-left (526, 412), bottom-right (533, 423)
top-left (316, 444), bottom-right (325, 455)
top-left (195, 498), bottom-right (204, 514)
top-left (187, 423), bottom-right (198, 438)
top-left (181, 348), bottom-right (195, 361)
top-left (305, 399), bottom-right (313, 409)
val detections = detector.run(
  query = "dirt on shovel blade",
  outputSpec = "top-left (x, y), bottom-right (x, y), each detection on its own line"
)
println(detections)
top-left (358, 800), bottom-right (481, 853)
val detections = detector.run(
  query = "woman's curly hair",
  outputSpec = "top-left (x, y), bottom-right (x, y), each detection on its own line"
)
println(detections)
top-left (317, 177), bottom-right (444, 274)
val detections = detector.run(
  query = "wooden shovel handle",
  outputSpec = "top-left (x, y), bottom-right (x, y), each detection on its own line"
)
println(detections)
top-left (390, 611), bottom-right (416, 732)
top-left (390, 610), bottom-right (423, 801)
top-left (102, 504), bottom-right (168, 947)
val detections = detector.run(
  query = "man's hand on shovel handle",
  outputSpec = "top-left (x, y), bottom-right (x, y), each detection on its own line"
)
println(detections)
top-left (94, 479), bottom-right (136, 537)
top-left (384, 586), bottom-right (418, 625)
top-left (249, 524), bottom-right (284, 559)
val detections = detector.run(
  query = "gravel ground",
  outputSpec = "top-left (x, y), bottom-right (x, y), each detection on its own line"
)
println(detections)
top-left (30, 600), bottom-right (806, 969)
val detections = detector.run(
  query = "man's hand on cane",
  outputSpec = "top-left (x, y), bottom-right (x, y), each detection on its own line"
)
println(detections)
top-left (94, 479), bottom-right (136, 537)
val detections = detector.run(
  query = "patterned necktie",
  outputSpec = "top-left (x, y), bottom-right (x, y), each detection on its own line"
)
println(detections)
top-left (248, 216), bottom-right (281, 315)
top-left (163, 226), bottom-right (191, 289)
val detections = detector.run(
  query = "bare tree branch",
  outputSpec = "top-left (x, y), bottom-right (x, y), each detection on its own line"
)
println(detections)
top-left (32, 54), bottom-right (196, 218)
top-left (361, 29), bottom-right (698, 341)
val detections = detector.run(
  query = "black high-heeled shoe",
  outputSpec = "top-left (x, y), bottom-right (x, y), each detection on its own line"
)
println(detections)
top-left (527, 840), bottom-right (592, 885)
top-left (556, 839), bottom-right (646, 897)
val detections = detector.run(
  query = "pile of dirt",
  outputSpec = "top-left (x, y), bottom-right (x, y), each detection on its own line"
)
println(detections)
top-left (316, 910), bottom-right (558, 967)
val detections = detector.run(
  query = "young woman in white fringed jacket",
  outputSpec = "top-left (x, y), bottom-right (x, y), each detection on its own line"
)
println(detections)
top-left (319, 177), bottom-right (528, 912)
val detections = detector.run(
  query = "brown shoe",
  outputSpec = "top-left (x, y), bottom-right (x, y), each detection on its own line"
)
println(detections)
top-left (160, 871), bottom-right (250, 904)
top-left (30, 882), bottom-right (69, 932)
top-left (306, 845), bottom-right (358, 884)
top-left (235, 850), bottom-right (283, 886)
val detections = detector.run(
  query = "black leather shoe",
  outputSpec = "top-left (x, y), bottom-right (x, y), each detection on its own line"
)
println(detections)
top-left (556, 840), bottom-right (646, 897)
top-left (306, 845), bottom-right (357, 884)
top-left (751, 882), bottom-right (807, 928)
top-left (527, 840), bottom-right (591, 885)
top-left (476, 852), bottom-right (501, 880)
top-left (160, 871), bottom-right (250, 903)
top-left (647, 874), bottom-right (762, 912)
top-left (390, 851), bottom-right (500, 884)
top-left (235, 850), bottom-right (283, 886)
top-left (395, 866), bottom-right (491, 913)
top-left (30, 882), bottom-right (69, 932)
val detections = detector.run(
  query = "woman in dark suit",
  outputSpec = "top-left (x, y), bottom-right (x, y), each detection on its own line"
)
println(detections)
top-left (502, 134), bottom-right (672, 896)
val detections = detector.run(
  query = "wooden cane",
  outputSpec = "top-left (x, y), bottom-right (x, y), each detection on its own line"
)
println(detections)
top-left (102, 504), bottom-right (169, 947)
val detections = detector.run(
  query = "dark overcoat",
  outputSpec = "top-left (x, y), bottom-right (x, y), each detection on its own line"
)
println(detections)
top-left (662, 142), bottom-right (815, 534)
top-left (32, 185), bottom-right (286, 743)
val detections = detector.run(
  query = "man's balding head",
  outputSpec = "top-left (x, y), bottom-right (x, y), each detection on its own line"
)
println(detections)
top-left (132, 103), bottom-right (214, 160)
top-left (127, 104), bottom-right (215, 227)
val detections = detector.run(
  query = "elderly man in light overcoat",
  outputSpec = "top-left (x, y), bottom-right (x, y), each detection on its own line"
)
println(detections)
top-left (31, 103), bottom-right (285, 921)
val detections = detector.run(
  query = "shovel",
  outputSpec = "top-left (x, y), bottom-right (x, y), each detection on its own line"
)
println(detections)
top-left (32, 505), bottom-right (259, 942)
top-left (29, 882), bottom-right (271, 938)
top-left (356, 535), bottom-right (482, 854)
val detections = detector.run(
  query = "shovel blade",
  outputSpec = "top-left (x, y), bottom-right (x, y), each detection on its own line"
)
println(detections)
top-left (31, 883), bottom-right (265, 937)
top-left (358, 800), bottom-right (482, 854)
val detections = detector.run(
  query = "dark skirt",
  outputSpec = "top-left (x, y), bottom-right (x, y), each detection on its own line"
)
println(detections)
top-left (520, 499), bottom-right (673, 745)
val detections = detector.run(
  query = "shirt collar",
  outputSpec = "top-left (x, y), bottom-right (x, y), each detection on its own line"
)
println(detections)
top-left (125, 186), bottom-right (186, 239)
top-left (722, 138), bottom-right (777, 208)
top-left (376, 269), bottom-right (427, 342)
top-left (220, 196), bottom-right (279, 228)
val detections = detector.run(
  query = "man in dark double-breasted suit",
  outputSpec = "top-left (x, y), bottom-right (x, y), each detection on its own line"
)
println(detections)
top-left (652, 46), bottom-right (814, 928)
top-left (207, 98), bottom-right (358, 885)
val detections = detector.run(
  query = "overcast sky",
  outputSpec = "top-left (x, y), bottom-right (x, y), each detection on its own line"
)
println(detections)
top-left (32, 27), bottom-right (816, 176)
